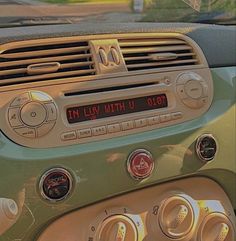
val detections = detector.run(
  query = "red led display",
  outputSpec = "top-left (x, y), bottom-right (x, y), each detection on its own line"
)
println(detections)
top-left (66, 94), bottom-right (168, 124)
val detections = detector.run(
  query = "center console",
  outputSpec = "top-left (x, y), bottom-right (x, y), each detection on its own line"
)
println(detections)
top-left (37, 177), bottom-right (236, 241)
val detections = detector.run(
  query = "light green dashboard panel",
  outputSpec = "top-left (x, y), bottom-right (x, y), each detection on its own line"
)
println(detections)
top-left (0, 67), bottom-right (235, 240)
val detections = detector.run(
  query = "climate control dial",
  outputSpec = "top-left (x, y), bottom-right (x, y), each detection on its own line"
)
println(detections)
top-left (98, 215), bottom-right (137, 241)
top-left (87, 208), bottom-right (144, 241)
top-left (158, 194), bottom-right (199, 239)
top-left (198, 213), bottom-right (235, 241)
top-left (8, 91), bottom-right (57, 138)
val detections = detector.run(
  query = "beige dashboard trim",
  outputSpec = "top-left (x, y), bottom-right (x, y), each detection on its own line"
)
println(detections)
top-left (0, 33), bottom-right (208, 92)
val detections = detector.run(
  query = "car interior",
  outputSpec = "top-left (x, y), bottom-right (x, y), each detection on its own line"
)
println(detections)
top-left (0, 0), bottom-right (235, 240)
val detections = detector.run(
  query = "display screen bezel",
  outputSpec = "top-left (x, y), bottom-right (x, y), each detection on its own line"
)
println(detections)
top-left (66, 93), bottom-right (168, 124)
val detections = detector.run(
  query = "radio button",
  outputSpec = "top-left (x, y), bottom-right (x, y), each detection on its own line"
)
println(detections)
top-left (31, 91), bottom-right (52, 102)
top-left (121, 121), bottom-right (134, 131)
top-left (177, 73), bottom-right (193, 85)
top-left (37, 122), bottom-right (56, 137)
top-left (10, 93), bottom-right (31, 107)
top-left (201, 82), bottom-right (208, 97)
top-left (92, 126), bottom-right (107, 136)
top-left (160, 114), bottom-right (171, 123)
top-left (61, 131), bottom-right (77, 141)
top-left (176, 85), bottom-right (188, 99)
top-left (77, 128), bottom-right (92, 138)
top-left (148, 116), bottom-right (160, 125)
top-left (14, 127), bottom-right (36, 138)
top-left (127, 149), bottom-right (154, 180)
top-left (135, 119), bottom-right (147, 128)
top-left (182, 98), bottom-right (206, 109)
top-left (8, 108), bottom-right (22, 127)
top-left (45, 103), bottom-right (57, 121)
top-left (20, 102), bottom-right (47, 127)
top-left (107, 124), bottom-right (121, 133)
top-left (199, 97), bottom-right (208, 107)
top-left (184, 80), bottom-right (203, 99)
top-left (171, 112), bottom-right (183, 120)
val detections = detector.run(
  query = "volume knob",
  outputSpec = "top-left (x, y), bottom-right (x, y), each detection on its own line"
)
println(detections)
top-left (98, 215), bottom-right (137, 241)
top-left (176, 72), bottom-right (208, 109)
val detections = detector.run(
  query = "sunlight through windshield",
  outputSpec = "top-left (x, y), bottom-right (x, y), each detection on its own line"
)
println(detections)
top-left (0, 0), bottom-right (235, 27)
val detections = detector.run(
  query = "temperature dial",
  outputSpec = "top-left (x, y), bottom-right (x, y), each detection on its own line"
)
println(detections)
top-left (98, 215), bottom-right (137, 241)
top-left (198, 213), bottom-right (235, 241)
top-left (87, 208), bottom-right (144, 241)
top-left (158, 194), bottom-right (199, 239)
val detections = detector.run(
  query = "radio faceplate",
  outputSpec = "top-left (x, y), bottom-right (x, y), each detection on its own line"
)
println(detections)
top-left (0, 68), bottom-right (213, 148)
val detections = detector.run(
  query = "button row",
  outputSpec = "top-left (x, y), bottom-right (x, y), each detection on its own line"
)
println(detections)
top-left (61, 112), bottom-right (183, 141)
top-left (13, 121), bottom-right (56, 139)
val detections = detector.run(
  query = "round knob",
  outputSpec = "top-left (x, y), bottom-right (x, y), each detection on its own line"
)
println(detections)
top-left (158, 195), bottom-right (198, 239)
top-left (176, 72), bottom-right (208, 109)
top-left (98, 215), bottom-right (137, 241)
top-left (1, 198), bottom-right (18, 219)
top-left (198, 213), bottom-right (235, 241)
top-left (0, 198), bottom-right (19, 236)
top-left (127, 149), bottom-right (154, 180)
top-left (20, 102), bottom-right (47, 127)
top-left (184, 80), bottom-right (203, 99)
top-left (8, 91), bottom-right (57, 138)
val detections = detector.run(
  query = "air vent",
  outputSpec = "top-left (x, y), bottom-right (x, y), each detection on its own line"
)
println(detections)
top-left (0, 40), bottom-right (96, 86)
top-left (119, 37), bottom-right (199, 71)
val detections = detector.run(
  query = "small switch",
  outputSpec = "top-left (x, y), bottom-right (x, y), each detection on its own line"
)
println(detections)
top-left (99, 48), bottom-right (109, 66)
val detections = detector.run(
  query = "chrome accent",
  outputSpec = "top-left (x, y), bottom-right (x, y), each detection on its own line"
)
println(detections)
top-left (127, 149), bottom-right (154, 180)
top-left (196, 134), bottom-right (217, 162)
top-left (39, 167), bottom-right (73, 202)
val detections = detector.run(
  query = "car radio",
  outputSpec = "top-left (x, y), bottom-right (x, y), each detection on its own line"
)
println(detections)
top-left (0, 69), bottom-right (213, 148)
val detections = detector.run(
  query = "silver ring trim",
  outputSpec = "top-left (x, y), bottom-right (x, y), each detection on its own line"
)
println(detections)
top-left (196, 134), bottom-right (217, 162)
top-left (39, 167), bottom-right (73, 202)
top-left (127, 149), bottom-right (154, 180)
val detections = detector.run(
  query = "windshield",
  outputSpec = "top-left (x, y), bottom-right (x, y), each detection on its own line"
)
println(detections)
top-left (0, 0), bottom-right (235, 27)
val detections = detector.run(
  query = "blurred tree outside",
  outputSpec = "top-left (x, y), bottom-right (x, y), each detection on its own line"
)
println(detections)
top-left (142, 0), bottom-right (236, 22)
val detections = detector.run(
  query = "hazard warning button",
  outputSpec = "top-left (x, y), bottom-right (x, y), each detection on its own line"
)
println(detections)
top-left (127, 149), bottom-right (154, 180)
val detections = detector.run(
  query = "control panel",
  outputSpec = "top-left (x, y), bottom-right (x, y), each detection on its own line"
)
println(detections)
top-left (7, 91), bottom-right (57, 139)
top-left (0, 68), bottom-right (213, 148)
top-left (176, 72), bottom-right (208, 108)
top-left (36, 177), bottom-right (236, 241)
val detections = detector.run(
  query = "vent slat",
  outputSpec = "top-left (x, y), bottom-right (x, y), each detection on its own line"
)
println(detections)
top-left (0, 68), bottom-right (26, 76)
top-left (124, 53), bottom-right (196, 61)
top-left (0, 53), bottom-right (92, 68)
top-left (0, 39), bottom-right (95, 86)
top-left (119, 40), bottom-right (185, 47)
top-left (127, 59), bottom-right (198, 69)
top-left (119, 37), bottom-right (199, 71)
top-left (0, 46), bottom-right (90, 59)
top-left (0, 61), bottom-right (94, 77)
top-left (121, 45), bottom-right (192, 54)
top-left (0, 69), bottom-right (96, 86)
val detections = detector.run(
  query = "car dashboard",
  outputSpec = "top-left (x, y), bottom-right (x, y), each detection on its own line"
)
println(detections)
top-left (0, 23), bottom-right (235, 241)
